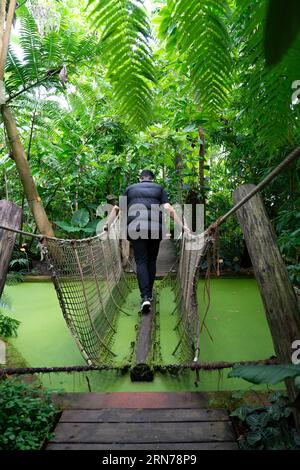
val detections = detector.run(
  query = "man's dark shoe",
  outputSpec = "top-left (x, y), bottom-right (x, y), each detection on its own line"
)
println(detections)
top-left (141, 297), bottom-right (151, 313)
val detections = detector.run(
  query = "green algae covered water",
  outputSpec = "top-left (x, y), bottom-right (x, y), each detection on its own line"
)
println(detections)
top-left (5, 279), bottom-right (277, 392)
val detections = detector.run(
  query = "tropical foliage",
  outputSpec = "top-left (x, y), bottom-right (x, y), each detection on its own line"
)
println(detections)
top-left (158, 0), bottom-right (232, 115)
top-left (231, 392), bottom-right (300, 450)
top-left (229, 363), bottom-right (300, 389)
top-left (0, 379), bottom-right (58, 450)
top-left (87, 0), bottom-right (156, 129)
top-left (0, 0), bottom-right (299, 280)
top-left (229, 365), bottom-right (300, 449)
top-left (0, 294), bottom-right (20, 338)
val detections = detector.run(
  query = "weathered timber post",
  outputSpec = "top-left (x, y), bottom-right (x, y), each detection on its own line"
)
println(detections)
top-left (233, 184), bottom-right (300, 403)
top-left (0, 200), bottom-right (22, 296)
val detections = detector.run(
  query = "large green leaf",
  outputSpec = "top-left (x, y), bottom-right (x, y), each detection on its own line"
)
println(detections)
top-left (246, 430), bottom-right (262, 446)
top-left (229, 364), bottom-right (300, 385)
top-left (264, 0), bottom-right (300, 65)
top-left (83, 219), bottom-right (101, 234)
top-left (71, 209), bottom-right (90, 227)
top-left (246, 412), bottom-right (270, 429)
top-left (230, 405), bottom-right (254, 421)
top-left (54, 221), bottom-right (83, 233)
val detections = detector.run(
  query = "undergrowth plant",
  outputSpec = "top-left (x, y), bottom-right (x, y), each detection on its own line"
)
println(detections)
top-left (0, 294), bottom-right (20, 339)
top-left (231, 392), bottom-right (300, 450)
top-left (0, 379), bottom-right (59, 450)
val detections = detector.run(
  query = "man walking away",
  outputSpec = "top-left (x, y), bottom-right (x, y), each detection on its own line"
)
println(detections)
top-left (104, 169), bottom-right (186, 313)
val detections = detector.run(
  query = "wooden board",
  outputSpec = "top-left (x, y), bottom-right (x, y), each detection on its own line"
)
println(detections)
top-left (135, 304), bottom-right (155, 365)
top-left (59, 408), bottom-right (230, 423)
top-left (47, 442), bottom-right (237, 450)
top-left (52, 392), bottom-right (209, 410)
top-left (51, 421), bottom-right (235, 444)
top-left (48, 393), bottom-right (237, 450)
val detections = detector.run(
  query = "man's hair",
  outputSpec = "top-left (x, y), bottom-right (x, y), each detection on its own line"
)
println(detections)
top-left (140, 169), bottom-right (155, 180)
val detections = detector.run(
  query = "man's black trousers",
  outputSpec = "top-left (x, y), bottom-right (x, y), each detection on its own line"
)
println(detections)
top-left (132, 238), bottom-right (161, 299)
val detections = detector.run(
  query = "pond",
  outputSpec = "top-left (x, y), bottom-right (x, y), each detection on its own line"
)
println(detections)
top-left (5, 279), bottom-right (277, 393)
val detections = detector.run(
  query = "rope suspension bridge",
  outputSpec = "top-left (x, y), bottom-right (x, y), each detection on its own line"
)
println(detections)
top-left (42, 216), bottom-right (211, 372)
top-left (0, 146), bottom-right (300, 381)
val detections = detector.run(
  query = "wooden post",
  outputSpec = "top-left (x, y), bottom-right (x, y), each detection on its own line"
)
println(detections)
top-left (233, 184), bottom-right (300, 401)
top-left (0, 199), bottom-right (22, 296)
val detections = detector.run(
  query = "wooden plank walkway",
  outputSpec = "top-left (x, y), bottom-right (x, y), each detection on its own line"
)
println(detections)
top-left (130, 295), bottom-right (156, 382)
top-left (47, 393), bottom-right (237, 450)
top-left (125, 239), bottom-right (178, 277)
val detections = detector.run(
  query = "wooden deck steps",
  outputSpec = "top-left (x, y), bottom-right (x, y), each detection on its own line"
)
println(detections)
top-left (47, 393), bottom-right (237, 450)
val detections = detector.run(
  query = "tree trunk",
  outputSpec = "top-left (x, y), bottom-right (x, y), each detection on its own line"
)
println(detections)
top-left (4, 170), bottom-right (8, 199)
top-left (198, 127), bottom-right (206, 224)
top-left (175, 152), bottom-right (183, 204)
top-left (1, 105), bottom-right (54, 236)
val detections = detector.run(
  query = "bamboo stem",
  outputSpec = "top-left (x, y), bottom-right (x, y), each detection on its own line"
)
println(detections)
top-left (0, 0), bottom-right (16, 80)
top-left (1, 105), bottom-right (55, 236)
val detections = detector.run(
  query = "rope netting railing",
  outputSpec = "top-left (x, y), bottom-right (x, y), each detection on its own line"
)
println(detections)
top-left (164, 144), bottom-right (300, 364)
top-left (41, 217), bottom-right (130, 365)
top-left (164, 231), bottom-right (212, 365)
top-left (38, 216), bottom-right (213, 369)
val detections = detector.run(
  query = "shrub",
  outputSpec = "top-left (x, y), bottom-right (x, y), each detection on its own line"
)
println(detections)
top-left (0, 314), bottom-right (20, 338)
top-left (0, 294), bottom-right (20, 338)
top-left (231, 392), bottom-right (300, 450)
top-left (0, 379), bottom-right (59, 450)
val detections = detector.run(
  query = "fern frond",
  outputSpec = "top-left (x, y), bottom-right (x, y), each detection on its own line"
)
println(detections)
top-left (5, 4), bottom-right (102, 101)
top-left (87, 0), bottom-right (156, 129)
top-left (42, 30), bottom-right (63, 69)
top-left (159, 0), bottom-right (232, 115)
top-left (19, 8), bottom-right (44, 82)
top-left (5, 48), bottom-right (28, 95)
